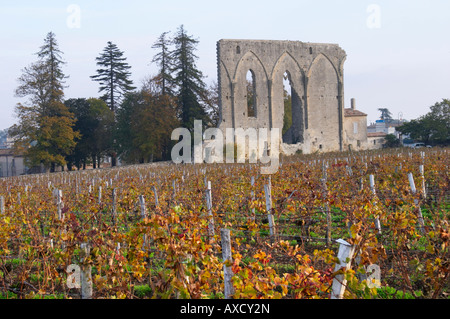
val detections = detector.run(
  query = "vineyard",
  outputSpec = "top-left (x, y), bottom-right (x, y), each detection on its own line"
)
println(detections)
top-left (0, 148), bottom-right (448, 299)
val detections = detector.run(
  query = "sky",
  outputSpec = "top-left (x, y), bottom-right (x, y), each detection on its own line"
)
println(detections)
top-left (1, 0), bottom-right (449, 130)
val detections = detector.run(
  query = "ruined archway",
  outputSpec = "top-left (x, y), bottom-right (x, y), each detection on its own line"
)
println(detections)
top-left (217, 40), bottom-right (346, 154)
top-left (233, 51), bottom-right (270, 129)
top-left (271, 52), bottom-right (305, 145)
top-left (307, 53), bottom-right (341, 152)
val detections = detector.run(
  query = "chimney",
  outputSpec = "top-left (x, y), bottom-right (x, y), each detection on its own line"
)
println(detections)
top-left (351, 98), bottom-right (356, 110)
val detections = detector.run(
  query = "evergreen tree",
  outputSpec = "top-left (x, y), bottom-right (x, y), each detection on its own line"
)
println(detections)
top-left (65, 98), bottom-right (114, 170)
top-left (378, 108), bottom-right (393, 122)
top-left (90, 41), bottom-right (136, 113)
top-left (10, 32), bottom-right (78, 172)
top-left (36, 31), bottom-right (67, 105)
top-left (171, 25), bottom-right (210, 130)
top-left (151, 31), bottom-right (175, 96)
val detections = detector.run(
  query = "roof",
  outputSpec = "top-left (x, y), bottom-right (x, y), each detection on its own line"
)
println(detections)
top-left (344, 108), bottom-right (367, 117)
top-left (0, 148), bottom-right (24, 157)
top-left (367, 132), bottom-right (387, 138)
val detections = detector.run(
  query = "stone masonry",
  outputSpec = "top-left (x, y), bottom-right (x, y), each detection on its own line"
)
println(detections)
top-left (216, 39), bottom-right (349, 155)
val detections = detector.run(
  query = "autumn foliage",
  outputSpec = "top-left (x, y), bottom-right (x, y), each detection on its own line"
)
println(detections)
top-left (0, 147), bottom-right (448, 299)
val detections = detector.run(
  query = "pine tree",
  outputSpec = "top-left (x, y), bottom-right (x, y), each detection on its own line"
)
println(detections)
top-left (171, 25), bottom-right (210, 131)
top-left (91, 41), bottom-right (136, 113)
top-left (37, 31), bottom-right (67, 105)
top-left (10, 32), bottom-right (78, 172)
top-left (151, 31), bottom-right (175, 96)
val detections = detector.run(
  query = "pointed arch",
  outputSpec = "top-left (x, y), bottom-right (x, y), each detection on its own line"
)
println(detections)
top-left (307, 53), bottom-right (339, 79)
top-left (271, 51), bottom-right (305, 144)
top-left (218, 60), bottom-right (233, 127)
top-left (233, 50), bottom-right (269, 83)
top-left (306, 52), bottom-right (341, 152)
top-left (232, 50), bottom-right (270, 128)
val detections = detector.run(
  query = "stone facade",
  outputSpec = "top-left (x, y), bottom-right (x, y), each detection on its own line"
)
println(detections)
top-left (0, 149), bottom-right (26, 177)
top-left (217, 39), bottom-right (349, 155)
top-left (343, 98), bottom-right (369, 151)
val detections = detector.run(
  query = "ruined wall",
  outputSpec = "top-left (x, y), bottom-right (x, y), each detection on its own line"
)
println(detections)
top-left (217, 39), bottom-right (347, 154)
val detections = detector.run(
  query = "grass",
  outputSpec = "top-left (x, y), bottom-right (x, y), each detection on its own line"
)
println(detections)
top-left (133, 284), bottom-right (152, 298)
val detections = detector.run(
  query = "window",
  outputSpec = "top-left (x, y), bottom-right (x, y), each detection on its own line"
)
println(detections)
top-left (282, 71), bottom-right (304, 144)
top-left (246, 70), bottom-right (256, 117)
top-left (353, 122), bottom-right (358, 134)
top-left (236, 46), bottom-right (241, 54)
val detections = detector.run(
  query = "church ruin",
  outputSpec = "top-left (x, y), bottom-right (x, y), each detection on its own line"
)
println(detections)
top-left (216, 39), bottom-right (368, 155)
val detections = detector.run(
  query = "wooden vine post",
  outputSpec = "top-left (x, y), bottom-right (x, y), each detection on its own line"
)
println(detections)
top-left (221, 229), bottom-right (234, 299)
top-left (205, 181), bottom-right (215, 239)
top-left (369, 175), bottom-right (382, 235)
top-left (80, 242), bottom-right (93, 299)
top-left (419, 165), bottom-right (426, 199)
top-left (321, 162), bottom-right (331, 246)
top-left (139, 195), bottom-right (148, 248)
top-left (111, 188), bottom-right (117, 226)
top-left (152, 186), bottom-right (159, 207)
top-left (250, 176), bottom-right (256, 221)
top-left (0, 196), bottom-right (4, 215)
top-left (56, 189), bottom-right (63, 221)
top-left (98, 186), bottom-right (102, 205)
top-left (264, 179), bottom-right (275, 237)
top-left (408, 173), bottom-right (425, 234)
top-left (330, 239), bottom-right (355, 299)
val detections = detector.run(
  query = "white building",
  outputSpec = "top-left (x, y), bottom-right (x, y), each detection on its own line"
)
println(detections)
top-left (367, 120), bottom-right (403, 139)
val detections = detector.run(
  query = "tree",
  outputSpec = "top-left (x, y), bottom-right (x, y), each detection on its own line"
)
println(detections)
top-left (151, 31), bottom-right (176, 96)
top-left (171, 25), bottom-right (210, 130)
top-left (116, 80), bottom-right (179, 163)
top-left (88, 98), bottom-right (115, 168)
top-left (397, 99), bottom-right (450, 146)
top-left (378, 108), bottom-right (393, 121)
top-left (283, 87), bottom-right (292, 137)
top-left (384, 134), bottom-right (401, 148)
top-left (36, 32), bottom-right (68, 104)
top-left (204, 81), bottom-right (220, 128)
top-left (64, 98), bottom-right (91, 169)
top-left (90, 41), bottom-right (136, 113)
top-left (65, 98), bottom-right (114, 170)
top-left (9, 32), bottom-right (78, 172)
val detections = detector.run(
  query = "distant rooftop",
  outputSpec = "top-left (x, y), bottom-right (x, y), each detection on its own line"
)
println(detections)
top-left (367, 132), bottom-right (387, 138)
top-left (344, 108), bottom-right (367, 117)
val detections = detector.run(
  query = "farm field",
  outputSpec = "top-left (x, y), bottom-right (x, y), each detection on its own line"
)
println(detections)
top-left (0, 147), bottom-right (448, 299)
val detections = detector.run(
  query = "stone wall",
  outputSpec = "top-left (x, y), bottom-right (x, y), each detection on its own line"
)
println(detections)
top-left (217, 39), bottom-right (347, 155)
top-left (343, 99), bottom-right (369, 151)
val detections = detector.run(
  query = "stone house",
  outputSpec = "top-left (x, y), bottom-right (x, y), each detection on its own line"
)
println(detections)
top-left (0, 149), bottom-right (27, 177)
top-left (367, 132), bottom-right (387, 149)
top-left (343, 98), bottom-right (369, 151)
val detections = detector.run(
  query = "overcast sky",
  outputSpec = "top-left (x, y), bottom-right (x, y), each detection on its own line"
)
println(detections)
top-left (1, 0), bottom-right (449, 130)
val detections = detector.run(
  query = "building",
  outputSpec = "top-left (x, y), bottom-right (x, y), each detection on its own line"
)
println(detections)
top-left (0, 149), bottom-right (27, 177)
top-left (367, 132), bottom-right (387, 149)
top-left (367, 119), bottom-right (404, 139)
top-left (343, 98), bottom-right (369, 151)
